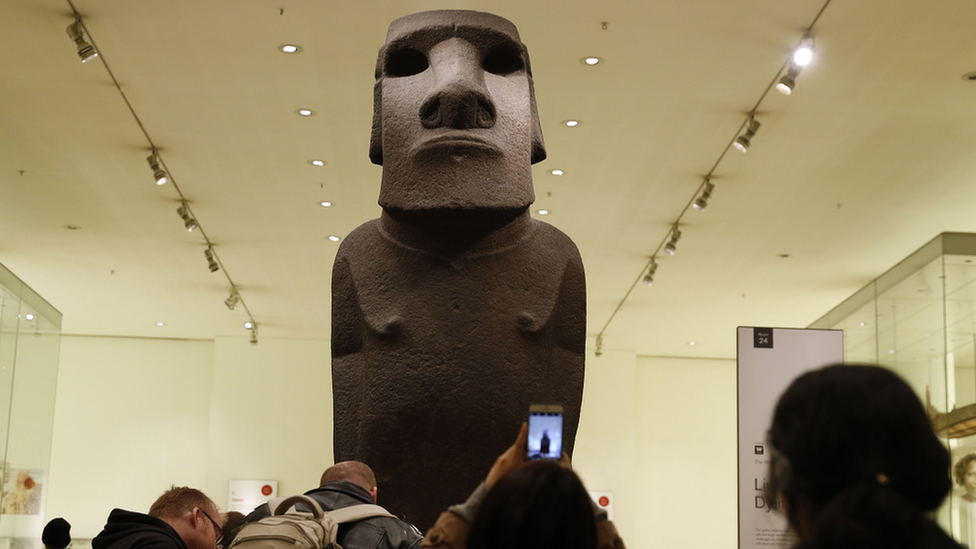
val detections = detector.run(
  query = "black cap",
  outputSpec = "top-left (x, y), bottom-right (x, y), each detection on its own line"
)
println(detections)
top-left (42, 518), bottom-right (71, 549)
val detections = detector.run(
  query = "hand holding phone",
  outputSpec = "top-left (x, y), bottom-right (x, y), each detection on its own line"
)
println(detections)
top-left (486, 422), bottom-right (529, 488)
top-left (527, 404), bottom-right (564, 461)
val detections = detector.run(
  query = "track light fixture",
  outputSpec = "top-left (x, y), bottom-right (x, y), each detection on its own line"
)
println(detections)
top-left (147, 151), bottom-right (169, 185)
top-left (776, 64), bottom-right (802, 96)
top-left (642, 258), bottom-right (659, 286)
top-left (664, 228), bottom-right (681, 255)
top-left (225, 288), bottom-right (240, 310)
top-left (248, 322), bottom-right (259, 345)
top-left (693, 179), bottom-right (715, 211)
top-left (204, 247), bottom-right (219, 273)
top-left (793, 34), bottom-right (815, 67)
top-left (595, 334), bottom-right (603, 357)
top-left (733, 116), bottom-right (761, 153)
top-left (177, 201), bottom-right (198, 232)
top-left (66, 19), bottom-right (98, 63)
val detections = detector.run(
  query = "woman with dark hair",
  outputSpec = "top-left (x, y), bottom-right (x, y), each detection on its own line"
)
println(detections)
top-left (423, 424), bottom-right (623, 549)
top-left (766, 364), bottom-right (961, 549)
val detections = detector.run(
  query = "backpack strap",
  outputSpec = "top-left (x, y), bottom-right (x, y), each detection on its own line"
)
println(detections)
top-left (320, 504), bottom-right (396, 547)
top-left (270, 495), bottom-right (326, 518)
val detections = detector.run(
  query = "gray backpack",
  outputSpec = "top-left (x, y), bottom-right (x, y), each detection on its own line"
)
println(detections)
top-left (228, 495), bottom-right (395, 549)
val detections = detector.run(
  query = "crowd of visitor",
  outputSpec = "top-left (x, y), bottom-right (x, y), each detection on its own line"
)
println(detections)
top-left (42, 362), bottom-right (964, 549)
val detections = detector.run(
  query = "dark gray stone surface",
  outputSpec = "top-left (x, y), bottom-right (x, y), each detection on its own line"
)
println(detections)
top-left (332, 10), bottom-right (586, 531)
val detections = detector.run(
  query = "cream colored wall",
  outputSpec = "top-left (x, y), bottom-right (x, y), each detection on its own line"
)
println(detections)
top-left (574, 352), bottom-right (737, 549)
top-left (47, 336), bottom-right (738, 549)
top-left (204, 337), bottom-right (332, 503)
top-left (46, 336), bottom-right (215, 539)
top-left (635, 355), bottom-right (737, 549)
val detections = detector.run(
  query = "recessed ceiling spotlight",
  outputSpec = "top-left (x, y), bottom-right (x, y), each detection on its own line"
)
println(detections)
top-left (887, 349), bottom-right (896, 354)
top-left (309, 160), bottom-right (326, 167)
top-left (328, 235), bottom-right (341, 242)
top-left (280, 44), bottom-right (302, 53)
top-left (564, 120), bottom-right (579, 127)
top-left (320, 201), bottom-right (333, 207)
top-left (549, 169), bottom-right (564, 176)
top-left (157, 322), bottom-right (165, 327)
top-left (244, 321), bottom-right (254, 330)
top-left (537, 209), bottom-right (549, 216)
top-left (25, 314), bottom-right (34, 321)
top-left (859, 322), bottom-right (866, 326)
top-left (297, 109), bottom-right (315, 117)
top-left (688, 341), bottom-right (696, 346)
top-left (582, 57), bottom-right (601, 66)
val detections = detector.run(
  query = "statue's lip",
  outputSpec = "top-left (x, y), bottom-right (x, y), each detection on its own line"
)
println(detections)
top-left (415, 132), bottom-right (501, 153)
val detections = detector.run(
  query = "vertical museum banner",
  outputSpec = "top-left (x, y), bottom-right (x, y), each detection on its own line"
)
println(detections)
top-left (737, 327), bottom-right (843, 549)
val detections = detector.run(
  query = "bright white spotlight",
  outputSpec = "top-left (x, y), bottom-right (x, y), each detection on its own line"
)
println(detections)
top-left (793, 34), bottom-right (814, 66)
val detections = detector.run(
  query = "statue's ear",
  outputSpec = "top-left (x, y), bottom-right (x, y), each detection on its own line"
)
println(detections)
top-left (528, 78), bottom-right (546, 164)
top-left (369, 79), bottom-right (383, 165)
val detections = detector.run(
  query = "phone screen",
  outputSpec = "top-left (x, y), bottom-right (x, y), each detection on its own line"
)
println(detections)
top-left (527, 404), bottom-right (563, 460)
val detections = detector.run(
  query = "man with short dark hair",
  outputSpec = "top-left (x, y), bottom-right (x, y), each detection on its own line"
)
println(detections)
top-left (244, 461), bottom-right (421, 549)
top-left (93, 486), bottom-right (222, 549)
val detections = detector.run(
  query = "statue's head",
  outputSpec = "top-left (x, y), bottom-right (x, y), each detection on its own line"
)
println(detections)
top-left (370, 10), bottom-right (546, 212)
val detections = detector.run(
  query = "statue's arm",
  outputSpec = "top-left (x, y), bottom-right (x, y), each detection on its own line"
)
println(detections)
top-left (332, 254), bottom-right (365, 462)
top-left (552, 247), bottom-right (586, 457)
top-left (553, 249), bottom-right (586, 355)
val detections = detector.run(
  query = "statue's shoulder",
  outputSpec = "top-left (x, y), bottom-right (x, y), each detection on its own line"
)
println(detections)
top-left (528, 220), bottom-right (583, 263)
top-left (335, 218), bottom-right (384, 257)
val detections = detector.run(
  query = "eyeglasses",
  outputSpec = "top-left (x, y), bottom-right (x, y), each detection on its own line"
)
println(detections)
top-left (200, 509), bottom-right (224, 546)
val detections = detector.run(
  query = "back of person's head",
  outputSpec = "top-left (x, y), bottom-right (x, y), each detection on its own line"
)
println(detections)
top-left (320, 461), bottom-right (377, 492)
top-left (219, 512), bottom-right (246, 549)
top-left (42, 517), bottom-right (71, 549)
top-left (767, 364), bottom-right (951, 549)
top-left (149, 486), bottom-right (218, 522)
top-left (468, 461), bottom-right (597, 549)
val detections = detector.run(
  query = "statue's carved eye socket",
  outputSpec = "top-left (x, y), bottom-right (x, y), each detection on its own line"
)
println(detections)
top-left (385, 48), bottom-right (429, 77)
top-left (483, 44), bottom-right (524, 75)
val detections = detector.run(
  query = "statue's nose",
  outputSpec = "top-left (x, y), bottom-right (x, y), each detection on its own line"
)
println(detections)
top-left (419, 38), bottom-right (496, 130)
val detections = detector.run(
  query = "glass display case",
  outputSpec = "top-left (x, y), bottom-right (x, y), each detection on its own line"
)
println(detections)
top-left (810, 232), bottom-right (976, 543)
top-left (0, 262), bottom-right (61, 549)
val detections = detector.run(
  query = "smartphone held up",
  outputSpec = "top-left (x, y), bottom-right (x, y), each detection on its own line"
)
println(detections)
top-left (527, 404), bottom-right (564, 460)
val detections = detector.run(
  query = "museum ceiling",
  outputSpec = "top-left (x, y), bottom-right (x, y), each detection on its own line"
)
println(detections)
top-left (2, 0), bottom-right (974, 359)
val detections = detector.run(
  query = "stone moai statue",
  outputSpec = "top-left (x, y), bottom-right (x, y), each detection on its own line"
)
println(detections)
top-left (331, 10), bottom-right (586, 530)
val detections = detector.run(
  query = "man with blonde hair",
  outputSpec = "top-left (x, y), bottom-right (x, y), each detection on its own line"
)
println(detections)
top-left (93, 487), bottom-right (222, 549)
top-left (244, 461), bottom-right (421, 549)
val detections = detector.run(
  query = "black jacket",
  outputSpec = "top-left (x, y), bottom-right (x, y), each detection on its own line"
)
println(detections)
top-left (243, 481), bottom-right (422, 549)
top-left (92, 510), bottom-right (187, 549)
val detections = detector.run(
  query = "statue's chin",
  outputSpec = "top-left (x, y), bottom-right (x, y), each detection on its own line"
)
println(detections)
top-left (384, 206), bottom-right (527, 229)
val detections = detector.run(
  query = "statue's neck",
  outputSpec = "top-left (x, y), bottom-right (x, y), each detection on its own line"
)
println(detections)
top-left (380, 208), bottom-right (533, 257)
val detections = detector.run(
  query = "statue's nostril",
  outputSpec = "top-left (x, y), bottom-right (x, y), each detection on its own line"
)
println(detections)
top-left (420, 88), bottom-right (495, 129)
top-left (476, 99), bottom-right (496, 128)
top-left (420, 98), bottom-right (442, 129)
